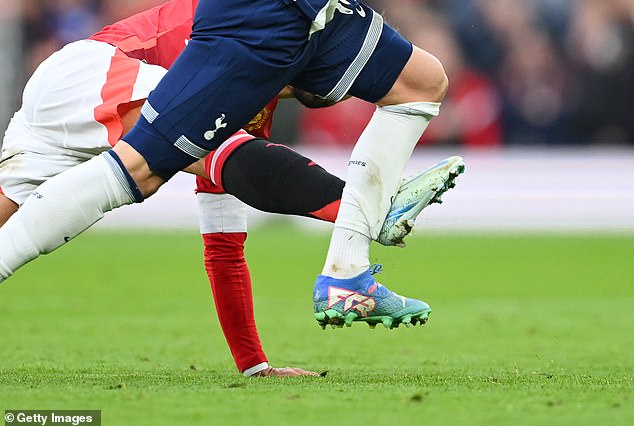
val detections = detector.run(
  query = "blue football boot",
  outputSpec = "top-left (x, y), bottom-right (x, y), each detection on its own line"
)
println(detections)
top-left (313, 267), bottom-right (431, 329)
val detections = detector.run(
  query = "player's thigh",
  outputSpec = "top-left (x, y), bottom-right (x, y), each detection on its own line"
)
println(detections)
top-left (375, 45), bottom-right (448, 106)
top-left (291, 2), bottom-right (410, 104)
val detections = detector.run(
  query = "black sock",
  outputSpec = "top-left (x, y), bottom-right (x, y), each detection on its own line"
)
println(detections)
top-left (221, 138), bottom-right (344, 219)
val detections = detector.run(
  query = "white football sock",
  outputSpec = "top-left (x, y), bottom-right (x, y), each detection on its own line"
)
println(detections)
top-left (322, 102), bottom-right (440, 279)
top-left (321, 228), bottom-right (372, 278)
top-left (0, 153), bottom-right (137, 283)
top-left (197, 192), bottom-right (247, 234)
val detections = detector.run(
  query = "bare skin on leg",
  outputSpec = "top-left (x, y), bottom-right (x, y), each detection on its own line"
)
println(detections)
top-left (0, 195), bottom-right (18, 227)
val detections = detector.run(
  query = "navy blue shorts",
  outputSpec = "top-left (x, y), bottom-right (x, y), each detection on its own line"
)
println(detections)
top-left (124, 0), bottom-right (412, 179)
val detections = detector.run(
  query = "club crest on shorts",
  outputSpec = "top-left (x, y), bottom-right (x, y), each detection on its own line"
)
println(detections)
top-left (204, 114), bottom-right (228, 140)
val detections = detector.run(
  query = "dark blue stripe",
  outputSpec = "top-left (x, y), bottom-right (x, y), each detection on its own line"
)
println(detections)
top-left (105, 151), bottom-right (144, 203)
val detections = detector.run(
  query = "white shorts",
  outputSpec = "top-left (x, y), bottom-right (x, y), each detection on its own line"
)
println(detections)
top-left (0, 39), bottom-right (167, 205)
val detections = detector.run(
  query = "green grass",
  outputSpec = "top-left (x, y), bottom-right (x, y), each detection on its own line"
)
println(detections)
top-left (1, 226), bottom-right (632, 425)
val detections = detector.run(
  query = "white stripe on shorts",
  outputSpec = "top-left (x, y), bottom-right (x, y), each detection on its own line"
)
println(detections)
top-left (174, 135), bottom-right (211, 159)
top-left (323, 10), bottom-right (383, 102)
top-left (141, 101), bottom-right (159, 124)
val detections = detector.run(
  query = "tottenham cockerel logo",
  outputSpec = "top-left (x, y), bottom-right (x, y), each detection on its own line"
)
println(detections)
top-left (336, 0), bottom-right (366, 17)
top-left (204, 114), bottom-right (228, 140)
top-left (327, 287), bottom-right (376, 317)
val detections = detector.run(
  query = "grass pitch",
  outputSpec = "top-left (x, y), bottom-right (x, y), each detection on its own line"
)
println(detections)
top-left (0, 226), bottom-right (632, 425)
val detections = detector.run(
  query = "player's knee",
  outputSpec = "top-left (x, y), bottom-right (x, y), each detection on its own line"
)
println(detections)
top-left (112, 141), bottom-right (162, 199)
top-left (428, 54), bottom-right (449, 101)
top-left (407, 51), bottom-right (448, 103)
top-left (379, 47), bottom-right (449, 105)
top-left (428, 60), bottom-right (449, 102)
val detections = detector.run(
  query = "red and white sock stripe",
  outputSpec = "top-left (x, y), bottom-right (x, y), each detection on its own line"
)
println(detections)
top-left (206, 130), bottom-right (255, 191)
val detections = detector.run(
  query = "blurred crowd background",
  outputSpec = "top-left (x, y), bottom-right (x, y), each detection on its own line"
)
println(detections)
top-left (1, 0), bottom-right (632, 147)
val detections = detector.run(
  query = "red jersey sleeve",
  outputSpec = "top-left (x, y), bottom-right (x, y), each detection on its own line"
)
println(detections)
top-left (90, 0), bottom-right (198, 69)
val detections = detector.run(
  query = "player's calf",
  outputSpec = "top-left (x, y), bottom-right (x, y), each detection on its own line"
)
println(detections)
top-left (217, 138), bottom-right (344, 222)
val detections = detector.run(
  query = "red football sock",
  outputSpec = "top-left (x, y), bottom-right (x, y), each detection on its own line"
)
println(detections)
top-left (202, 232), bottom-right (267, 372)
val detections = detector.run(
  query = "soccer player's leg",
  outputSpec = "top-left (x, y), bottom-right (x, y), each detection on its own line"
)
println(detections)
top-left (296, 3), bottom-right (464, 327)
top-left (320, 23), bottom-right (451, 277)
top-left (205, 132), bottom-right (343, 223)
top-left (372, 48), bottom-right (465, 246)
